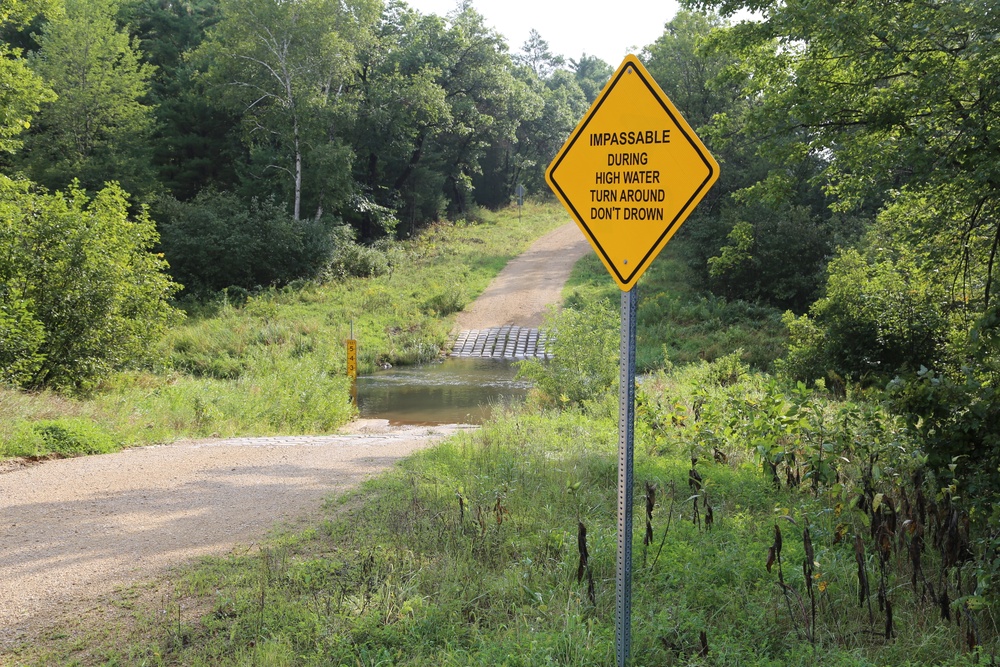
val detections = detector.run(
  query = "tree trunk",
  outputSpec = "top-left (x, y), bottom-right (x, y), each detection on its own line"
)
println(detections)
top-left (293, 116), bottom-right (302, 221)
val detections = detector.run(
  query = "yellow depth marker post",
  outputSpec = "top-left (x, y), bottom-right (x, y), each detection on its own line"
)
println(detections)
top-left (346, 339), bottom-right (357, 380)
top-left (546, 55), bottom-right (719, 666)
top-left (346, 320), bottom-right (358, 405)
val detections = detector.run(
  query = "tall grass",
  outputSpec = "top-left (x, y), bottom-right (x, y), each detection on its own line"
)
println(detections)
top-left (563, 244), bottom-right (788, 372)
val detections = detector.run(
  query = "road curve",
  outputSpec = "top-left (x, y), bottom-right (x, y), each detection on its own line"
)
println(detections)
top-left (452, 222), bottom-right (590, 330)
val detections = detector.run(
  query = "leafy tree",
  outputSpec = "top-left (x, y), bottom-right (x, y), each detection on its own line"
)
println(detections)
top-left (478, 34), bottom-right (606, 205)
top-left (686, 0), bottom-right (1000, 310)
top-left (196, 0), bottom-right (379, 220)
top-left (570, 54), bottom-right (612, 104)
top-left (707, 201), bottom-right (829, 310)
top-left (120, 0), bottom-right (241, 200)
top-left (349, 3), bottom-right (533, 223)
top-left (0, 177), bottom-right (179, 391)
top-left (679, 0), bottom-right (1000, 489)
top-left (887, 304), bottom-right (1000, 476)
top-left (505, 68), bottom-right (585, 196)
top-left (644, 10), bottom-right (737, 131)
top-left (346, 3), bottom-right (454, 231)
top-left (515, 29), bottom-right (564, 79)
top-left (424, 5), bottom-right (530, 217)
top-left (642, 10), bottom-right (837, 310)
top-left (0, 288), bottom-right (44, 387)
top-left (24, 0), bottom-right (158, 199)
top-left (0, 0), bottom-right (54, 155)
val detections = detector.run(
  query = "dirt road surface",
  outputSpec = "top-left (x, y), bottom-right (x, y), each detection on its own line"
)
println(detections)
top-left (453, 222), bottom-right (589, 330)
top-left (0, 221), bottom-right (586, 649)
top-left (0, 423), bottom-right (474, 646)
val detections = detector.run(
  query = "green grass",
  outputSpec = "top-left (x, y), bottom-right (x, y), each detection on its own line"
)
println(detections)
top-left (13, 365), bottom-right (993, 665)
top-left (3, 417), bottom-right (118, 458)
top-left (0, 202), bottom-right (567, 459)
top-left (562, 242), bottom-right (788, 372)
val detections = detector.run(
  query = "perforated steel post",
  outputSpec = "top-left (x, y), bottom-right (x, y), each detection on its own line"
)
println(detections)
top-left (616, 285), bottom-right (637, 666)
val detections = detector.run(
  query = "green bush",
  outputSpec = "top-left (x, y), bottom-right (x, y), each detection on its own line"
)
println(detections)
top-left (887, 302), bottom-right (1000, 481)
top-left (0, 177), bottom-right (179, 392)
top-left (0, 292), bottom-right (44, 386)
top-left (156, 190), bottom-right (338, 293)
top-left (4, 418), bottom-right (118, 458)
top-left (324, 235), bottom-right (393, 280)
top-left (781, 249), bottom-right (947, 385)
top-left (707, 203), bottom-right (830, 312)
top-left (517, 299), bottom-right (619, 408)
top-left (422, 286), bottom-right (467, 316)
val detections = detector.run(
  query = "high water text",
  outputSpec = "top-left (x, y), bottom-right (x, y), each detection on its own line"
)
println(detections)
top-left (588, 130), bottom-right (670, 222)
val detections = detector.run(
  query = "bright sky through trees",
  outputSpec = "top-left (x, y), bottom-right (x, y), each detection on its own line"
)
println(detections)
top-left (404, 0), bottom-right (683, 68)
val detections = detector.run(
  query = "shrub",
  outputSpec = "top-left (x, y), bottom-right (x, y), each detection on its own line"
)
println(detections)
top-left (517, 299), bottom-right (619, 408)
top-left (422, 286), bottom-right (466, 316)
top-left (156, 190), bottom-right (337, 293)
top-left (780, 249), bottom-right (947, 385)
top-left (4, 418), bottom-right (118, 458)
top-left (0, 177), bottom-right (179, 392)
top-left (706, 203), bottom-right (831, 311)
top-left (0, 293), bottom-right (45, 386)
top-left (324, 235), bottom-right (391, 280)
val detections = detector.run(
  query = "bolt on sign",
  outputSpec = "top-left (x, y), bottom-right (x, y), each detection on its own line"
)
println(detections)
top-left (546, 54), bottom-right (719, 290)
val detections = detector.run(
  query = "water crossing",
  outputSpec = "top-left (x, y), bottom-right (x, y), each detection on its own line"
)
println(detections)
top-left (355, 358), bottom-right (530, 425)
top-left (356, 327), bottom-right (551, 425)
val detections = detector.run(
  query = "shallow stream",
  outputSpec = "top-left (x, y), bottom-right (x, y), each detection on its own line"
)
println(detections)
top-left (355, 358), bottom-right (531, 425)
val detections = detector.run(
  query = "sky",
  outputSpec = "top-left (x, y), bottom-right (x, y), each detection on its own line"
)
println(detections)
top-left (403, 0), bottom-right (684, 69)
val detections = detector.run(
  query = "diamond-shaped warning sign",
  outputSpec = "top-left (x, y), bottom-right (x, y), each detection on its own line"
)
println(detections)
top-left (546, 54), bottom-right (719, 290)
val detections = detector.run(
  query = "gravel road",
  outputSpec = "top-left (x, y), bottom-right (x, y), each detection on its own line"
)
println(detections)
top-left (0, 422), bottom-right (474, 646)
top-left (0, 221), bottom-right (587, 649)
top-left (452, 222), bottom-right (590, 330)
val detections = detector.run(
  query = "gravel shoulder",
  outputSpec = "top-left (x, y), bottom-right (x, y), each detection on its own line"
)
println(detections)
top-left (0, 220), bottom-right (587, 652)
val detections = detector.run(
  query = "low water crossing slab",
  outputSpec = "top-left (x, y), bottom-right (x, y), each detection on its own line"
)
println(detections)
top-left (449, 326), bottom-right (551, 359)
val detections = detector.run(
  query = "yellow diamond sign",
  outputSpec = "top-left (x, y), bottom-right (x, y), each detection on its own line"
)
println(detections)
top-left (546, 54), bottom-right (719, 290)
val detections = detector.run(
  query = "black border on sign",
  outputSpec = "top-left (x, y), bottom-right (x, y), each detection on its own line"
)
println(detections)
top-left (547, 58), bottom-right (716, 287)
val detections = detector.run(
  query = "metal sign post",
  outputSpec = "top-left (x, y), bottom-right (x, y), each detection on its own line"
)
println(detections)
top-left (616, 285), bottom-right (638, 666)
top-left (544, 54), bottom-right (719, 667)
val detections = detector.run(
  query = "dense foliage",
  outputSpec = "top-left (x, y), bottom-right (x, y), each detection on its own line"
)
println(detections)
top-left (155, 191), bottom-right (338, 293)
top-left (0, 177), bottom-right (178, 391)
top-left (670, 0), bottom-right (1000, 644)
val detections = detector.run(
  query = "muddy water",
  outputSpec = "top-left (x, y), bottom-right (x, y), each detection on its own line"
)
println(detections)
top-left (355, 358), bottom-right (532, 425)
